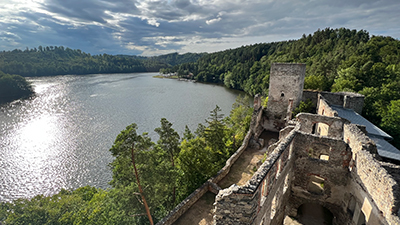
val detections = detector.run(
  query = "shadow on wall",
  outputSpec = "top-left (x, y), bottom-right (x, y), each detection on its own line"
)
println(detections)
top-left (297, 203), bottom-right (334, 225)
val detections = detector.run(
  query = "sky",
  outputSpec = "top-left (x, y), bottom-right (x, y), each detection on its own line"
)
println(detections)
top-left (0, 0), bottom-right (399, 56)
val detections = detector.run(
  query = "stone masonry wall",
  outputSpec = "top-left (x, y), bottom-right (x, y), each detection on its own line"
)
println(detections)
top-left (250, 96), bottom-right (265, 140)
top-left (318, 94), bottom-right (338, 117)
top-left (302, 90), bottom-right (365, 114)
top-left (296, 113), bottom-right (350, 139)
top-left (213, 125), bottom-right (298, 225)
top-left (288, 132), bottom-right (352, 224)
top-left (265, 63), bottom-right (305, 132)
top-left (156, 182), bottom-right (209, 225)
top-left (344, 124), bottom-right (400, 225)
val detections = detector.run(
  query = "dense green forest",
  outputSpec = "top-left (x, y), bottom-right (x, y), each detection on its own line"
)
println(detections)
top-left (149, 52), bottom-right (207, 66)
top-left (0, 47), bottom-right (203, 77)
top-left (0, 70), bottom-right (34, 103)
top-left (0, 96), bottom-right (253, 224)
top-left (167, 28), bottom-right (400, 148)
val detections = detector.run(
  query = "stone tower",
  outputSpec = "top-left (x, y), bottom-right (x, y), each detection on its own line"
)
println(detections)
top-left (265, 63), bottom-right (306, 131)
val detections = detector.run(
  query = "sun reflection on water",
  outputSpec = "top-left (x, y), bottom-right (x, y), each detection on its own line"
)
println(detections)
top-left (17, 114), bottom-right (58, 163)
top-left (0, 78), bottom-right (74, 201)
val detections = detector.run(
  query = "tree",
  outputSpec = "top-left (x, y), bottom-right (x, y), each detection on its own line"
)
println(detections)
top-left (226, 95), bottom-right (253, 148)
top-left (108, 122), bottom-right (182, 223)
top-left (182, 125), bottom-right (194, 141)
top-left (154, 118), bottom-right (180, 167)
top-left (331, 67), bottom-right (361, 92)
top-left (177, 137), bottom-right (219, 193)
top-left (154, 118), bottom-right (181, 206)
top-left (204, 106), bottom-right (230, 163)
top-left (131, 143), bottom-right (154, 225)
top-left (380, 100), bottom-right (400, 148)
top-left (292, 99), bottom-right (314, 116)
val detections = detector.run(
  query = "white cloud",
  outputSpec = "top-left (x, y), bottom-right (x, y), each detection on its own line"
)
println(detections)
top-left (0, 0), bottom-right (399, 55)
top-left (144, 17), bottom-right (160, 27)
top-left (206, 17), bottom-right (221, 25)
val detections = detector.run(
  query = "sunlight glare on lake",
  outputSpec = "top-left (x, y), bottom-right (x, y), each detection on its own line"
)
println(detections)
top-left (17, 114), bottom-right (58, 163)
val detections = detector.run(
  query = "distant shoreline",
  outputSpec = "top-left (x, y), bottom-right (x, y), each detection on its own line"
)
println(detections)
top-left (153, 75), bottom-right (178, 79)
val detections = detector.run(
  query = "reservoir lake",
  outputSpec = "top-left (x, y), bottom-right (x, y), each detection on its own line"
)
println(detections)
top-left (0, 72), bottom-right (243, 202)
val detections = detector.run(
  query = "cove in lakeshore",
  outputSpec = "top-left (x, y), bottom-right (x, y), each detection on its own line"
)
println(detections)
top-left (0, 72), bottom-right (244, 202)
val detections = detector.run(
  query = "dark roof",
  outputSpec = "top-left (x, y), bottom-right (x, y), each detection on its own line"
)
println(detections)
top-left (329, 105), bottom-right (400, 161)
top-left (369, 136), bottom-right (400, 162)
top-left (330, 105), bottom-right (392, 140)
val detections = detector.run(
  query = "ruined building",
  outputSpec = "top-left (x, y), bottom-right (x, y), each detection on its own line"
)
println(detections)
top-left (158, 63), bottom-right (400, 225)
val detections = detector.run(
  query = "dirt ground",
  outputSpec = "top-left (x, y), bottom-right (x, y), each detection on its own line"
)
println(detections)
top-left (172, 192), bottom-right (216, 225)
top-left (218, 147), bottom-right (266, 188)
top-left (218, 131), bottom-right (279, 189)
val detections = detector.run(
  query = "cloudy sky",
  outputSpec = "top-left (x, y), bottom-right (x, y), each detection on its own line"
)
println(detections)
top-left (1, 0), bottom-right (399, 56)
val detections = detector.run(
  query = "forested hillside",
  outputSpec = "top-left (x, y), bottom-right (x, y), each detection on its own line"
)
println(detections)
top-left (149, 52), bottom-right (207, 66)
top-left (169, 28), bottom-right (400, 148)
top-left (0, 47), bottom-right (204, 77)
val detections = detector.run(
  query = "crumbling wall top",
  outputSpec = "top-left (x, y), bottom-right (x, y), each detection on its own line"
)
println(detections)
top-left (344, 124), bottom-right (400, 224)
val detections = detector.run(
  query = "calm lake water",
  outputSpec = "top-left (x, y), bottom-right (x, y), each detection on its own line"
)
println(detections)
top-left (0, 72), bottom-right (244, 202)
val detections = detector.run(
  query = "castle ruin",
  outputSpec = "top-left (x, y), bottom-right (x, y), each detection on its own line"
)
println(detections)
top-left (158, 63), bottom-right (400, 225)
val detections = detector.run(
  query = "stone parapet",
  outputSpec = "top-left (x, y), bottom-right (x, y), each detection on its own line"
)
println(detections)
top-left (302, 90), bottom-right (365, 115)
top-left (296, 113), bottom-right (350, 139)
top-left (213, 125), bottom-right (298, 224)
top-left (344, 124), bottom-right (400, 225)
top-left (156, 182), bottom-right (209, 225)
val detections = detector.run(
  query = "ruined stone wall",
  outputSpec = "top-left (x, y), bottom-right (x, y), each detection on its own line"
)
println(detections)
top-left (287, 132), bottom-right (352, 224)
top-left (250, 98), bottom-right (265, 140)
top-left (156, 182), bottom-right (210, 225)
top-left (315, 95), bottom-right (339, 136)
top-left (342, 93), bottom-right (364, 114)
top-left (302, 90), bottom-right (365, 114)
top-left (213, 127), bottom-right (297, 225)
top-left (265, 63), bottom-right (306, 132)
top-left (296, 113), bottom-right (349, 139)
top-left (317, 95), bottom-right (338, 117)
top-left (320, 92), bottom-right (364, 114)
top-left (344, 124), bottom-right (400, 225)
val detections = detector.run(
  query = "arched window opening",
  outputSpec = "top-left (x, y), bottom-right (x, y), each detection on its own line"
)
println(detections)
top-left (312, 123), bottom-right (317, 134)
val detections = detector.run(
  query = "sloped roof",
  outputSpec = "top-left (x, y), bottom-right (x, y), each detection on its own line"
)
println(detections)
top-left (370, 137), bottom-right (400, 161)
top-left (330, 105), bottom-right (392, 140)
